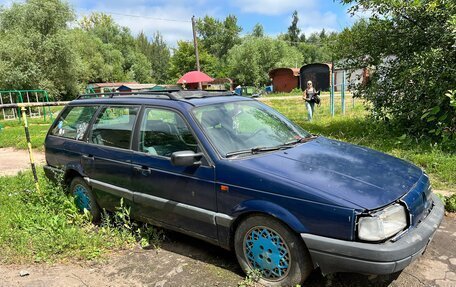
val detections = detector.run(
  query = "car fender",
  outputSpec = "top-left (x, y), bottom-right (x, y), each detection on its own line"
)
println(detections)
top-left (63, 161), bottom-right (86, 181)
top-left (231, 199), bottom-right (309, 234)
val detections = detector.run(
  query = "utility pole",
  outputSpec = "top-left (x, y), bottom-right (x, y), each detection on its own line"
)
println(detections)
top-left (191, 16), bottom-right (202, 90)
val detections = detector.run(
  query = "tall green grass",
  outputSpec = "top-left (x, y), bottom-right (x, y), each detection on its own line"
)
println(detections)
top-left (0, 170), bottom-right (137, 263)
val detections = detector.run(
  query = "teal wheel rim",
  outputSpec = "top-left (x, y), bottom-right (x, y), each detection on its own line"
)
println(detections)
top-left (74, 184), bottom-right (91, 211)
top-left (243, 226), bottom-right (290, 280)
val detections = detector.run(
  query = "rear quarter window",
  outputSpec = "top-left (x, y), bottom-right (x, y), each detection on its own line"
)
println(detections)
top-left (51, 106), bottom-right (98, 140)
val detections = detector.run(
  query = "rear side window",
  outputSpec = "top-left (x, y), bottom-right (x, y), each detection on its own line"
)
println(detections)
top-left (90, 106), bottom-right (139, 149)
top-left (51, 106), bottom-right (98, 140)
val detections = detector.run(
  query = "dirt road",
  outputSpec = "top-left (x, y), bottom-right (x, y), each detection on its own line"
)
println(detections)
top-left (0, 215), bottom-right (455, 287)
top-left (0, 148), bottom-right (45, 177)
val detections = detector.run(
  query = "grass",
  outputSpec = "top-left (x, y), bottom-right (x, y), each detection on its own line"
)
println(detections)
top-left (0, 169), bottom-right (163, 264)
top-left (0, 107), bottom-right (63, 151)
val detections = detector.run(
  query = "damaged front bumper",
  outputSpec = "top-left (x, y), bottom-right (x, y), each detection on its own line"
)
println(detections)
top-left (301, 194), bottom-right (445, 275)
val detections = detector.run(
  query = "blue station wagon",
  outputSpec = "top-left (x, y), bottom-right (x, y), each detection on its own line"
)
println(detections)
top-left (44, 90), bottom-right (444, 286)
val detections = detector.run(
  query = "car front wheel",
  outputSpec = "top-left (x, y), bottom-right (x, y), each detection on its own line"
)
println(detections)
top-left (234, 215), bottom-right (313, 286)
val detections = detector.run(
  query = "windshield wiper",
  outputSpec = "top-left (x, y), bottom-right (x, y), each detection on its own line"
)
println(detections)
top-left (284, 134), bottom-right (318, 145)
top-left (225, 146), bottom-right (284, 158)
top-left (225, 135), bottom-right (318, 158)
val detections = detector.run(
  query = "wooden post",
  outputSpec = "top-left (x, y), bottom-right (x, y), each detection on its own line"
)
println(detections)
top-left (341, 70), bottom-right (346, 115)
top-left (330, 72), bottom-right (335, 117)
top-left (191, 16), bottom-right (202, 90)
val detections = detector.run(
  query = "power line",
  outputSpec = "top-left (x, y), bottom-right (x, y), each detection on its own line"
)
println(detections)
top-left (77, 10), bottom-right (191, 23)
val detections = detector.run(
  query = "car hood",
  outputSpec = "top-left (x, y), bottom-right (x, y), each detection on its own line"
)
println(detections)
top-left (234, 137), bottom-right (423, 210)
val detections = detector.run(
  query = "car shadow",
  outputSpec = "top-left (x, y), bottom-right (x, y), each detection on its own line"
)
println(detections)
top-left (159, 230), bottom-right (401, 287)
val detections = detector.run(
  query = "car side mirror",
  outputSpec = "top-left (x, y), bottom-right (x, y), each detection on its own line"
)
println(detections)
top-left (171, 151), bottom-right (203, 166)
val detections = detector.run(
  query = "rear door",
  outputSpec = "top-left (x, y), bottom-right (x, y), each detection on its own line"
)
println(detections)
top-left (130, 107), bottom-right (217, 239)
top-left (83, 105), bottom-right (140, 211)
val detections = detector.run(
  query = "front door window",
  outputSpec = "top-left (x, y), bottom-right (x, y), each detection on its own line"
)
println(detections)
top-left (139, 108), bottom-right (197, 157)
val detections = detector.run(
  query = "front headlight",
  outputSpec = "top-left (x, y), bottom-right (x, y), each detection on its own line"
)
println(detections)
top-left (358, 203), bottom-right (408, 241)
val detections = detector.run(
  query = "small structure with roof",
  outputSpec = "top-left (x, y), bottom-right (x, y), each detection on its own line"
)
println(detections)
top-left (269, 68), bottom-right (300, 93)
top-left (299, 64), bottom-right (331, 91)
top-left (86, 82), bottom-right (139, 93)
top-left (206, 78), bottom-right (233, 91)
top-left (333, 68), bottom-right (369, 91)
top-left (116, 83), bottom-right (157, 93)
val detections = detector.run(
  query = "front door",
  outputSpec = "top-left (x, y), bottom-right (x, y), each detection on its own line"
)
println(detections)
top-left (131, 107), bottom-right (217, 239)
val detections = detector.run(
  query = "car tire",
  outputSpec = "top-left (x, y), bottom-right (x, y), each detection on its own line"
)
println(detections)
top-left (69, 177), bottom-right (101, 222)
top-left (234, 215), bottom-right (313, 286)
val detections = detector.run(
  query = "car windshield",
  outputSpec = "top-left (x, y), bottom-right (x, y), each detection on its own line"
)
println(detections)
top-left (193, 100), bottom-right (311, 157)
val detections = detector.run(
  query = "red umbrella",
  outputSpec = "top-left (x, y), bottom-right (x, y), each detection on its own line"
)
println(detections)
top-left (177, 71), bottom-right (214, 84)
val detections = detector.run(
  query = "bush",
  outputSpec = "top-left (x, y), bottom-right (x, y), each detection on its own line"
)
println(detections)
top-left (336, 2), bottom-right (456, 145)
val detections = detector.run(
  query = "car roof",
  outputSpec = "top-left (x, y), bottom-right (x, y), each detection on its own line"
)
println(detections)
top-left (69, 90), bottom-right (252, 108)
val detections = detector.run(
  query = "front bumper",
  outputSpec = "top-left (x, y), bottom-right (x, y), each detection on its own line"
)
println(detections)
top-left (301, 194), bottom-right (445, 275)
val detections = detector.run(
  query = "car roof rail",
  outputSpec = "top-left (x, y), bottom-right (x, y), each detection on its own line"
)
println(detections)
top-left (76, 91), bottom-right (181, 100)
top-left (75, 90), bottom-right (233, 101)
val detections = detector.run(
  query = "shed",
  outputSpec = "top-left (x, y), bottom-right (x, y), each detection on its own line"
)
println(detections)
top-left (207, 78), bottom-right (234, 91)
top-left (87, 82), bottom-right (138, 93)
top-left (116, 84), bottom-right (157, 92)
top-left (333, 68), bottom-right (370, 91)
top-left (299, 64), bottom-right (331, 91)
top-left (268, 68), bottom-right (300, 93)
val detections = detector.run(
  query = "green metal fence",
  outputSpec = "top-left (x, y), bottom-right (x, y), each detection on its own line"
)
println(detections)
top-left (0, 90), bottom-right (53, 121)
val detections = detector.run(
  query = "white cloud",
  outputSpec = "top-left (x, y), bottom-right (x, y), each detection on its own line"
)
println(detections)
top-left (296, 10), bottom-right (339, 36)
top-left (232, 0), bottom-right (317, 16)
top-left (71, 0), bottom-right (221, 47)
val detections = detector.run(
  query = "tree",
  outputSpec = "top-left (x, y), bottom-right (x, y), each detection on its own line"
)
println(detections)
top-left (226, 37), bottom-right (303, 86)
top-left (0, 0), bottom-right (80, 99)
top-left (284, 10), bottom-right (301, 45)
top-left (337, 1), bottom-right (456, 144)
top-left (136, 32), bottom-right (170, 84)
top-left (79, 13), bottom-right (152, 83)
top-left (251, 23), bottom-right (264, 37)
top-left (196, 15), bottom-right (242, 59)
top-left (294, 29), bottom-right (337, 64)
top-left (168, 41), bottom-right (218, 81)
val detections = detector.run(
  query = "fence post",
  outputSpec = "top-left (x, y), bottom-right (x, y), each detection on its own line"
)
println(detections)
top-left (16, 91), bottom-right (23, 122)
top-left (341, 70), bottom-right (346, 115)
top-left (20, 106), bottom-right (40, 192)
top-left (43, 90), bottom-right (52, 120)
top-left (330, 72), bottom-right (335, 117)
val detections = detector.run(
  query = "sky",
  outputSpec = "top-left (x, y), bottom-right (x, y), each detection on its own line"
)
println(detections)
top-left (1, 0), bottom-right (364, 46)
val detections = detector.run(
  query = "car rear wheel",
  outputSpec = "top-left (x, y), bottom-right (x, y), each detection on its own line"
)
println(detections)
top-left (69, 177), bottom-right (101, 222)
top-left (234, 215), bottom-right (313, 286)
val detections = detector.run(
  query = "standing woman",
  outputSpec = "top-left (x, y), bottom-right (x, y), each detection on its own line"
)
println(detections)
top-left (303, 80), bottom-right (316, 121)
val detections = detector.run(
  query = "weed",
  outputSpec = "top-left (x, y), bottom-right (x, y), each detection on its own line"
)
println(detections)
top-left (101, 198), bottom-right (165, 249)
top-left (238, 269), bottom-right (262, 287)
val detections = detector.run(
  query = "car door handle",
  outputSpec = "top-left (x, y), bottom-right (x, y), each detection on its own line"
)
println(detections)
top-left (134, 165), bottom-right (151, 175)
top-left (82, 154), bottom-right (94, 161)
